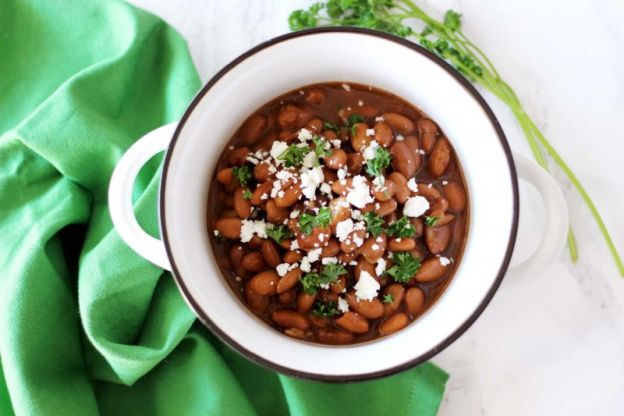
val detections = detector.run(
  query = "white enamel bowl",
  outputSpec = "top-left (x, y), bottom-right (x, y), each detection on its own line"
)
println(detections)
top-left (108, 28), bottom-right (568, 381)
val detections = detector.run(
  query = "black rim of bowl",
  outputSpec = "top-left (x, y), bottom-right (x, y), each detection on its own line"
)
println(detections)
top-left (159, 27), bottom-right (519, 382)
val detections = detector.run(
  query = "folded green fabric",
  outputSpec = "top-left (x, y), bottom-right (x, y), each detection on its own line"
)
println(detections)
top-left (0, 0), bottom-right (448, 415)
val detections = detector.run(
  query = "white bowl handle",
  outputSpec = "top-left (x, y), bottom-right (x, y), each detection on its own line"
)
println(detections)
top-left (508, 153), bottom-right (569, 275)
top-left (108, 122), bottom-right (177, 271)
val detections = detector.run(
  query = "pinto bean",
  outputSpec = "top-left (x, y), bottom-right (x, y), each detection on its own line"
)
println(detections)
top-left (418, 118), bottom-right (438, 154)
top-left (233, 187), bottom-right (252, 219)
top-left (321, 239), bottom-right (340, 257)
top-left (324, 149), bottom-right (347, 169)
top-left (335, 312), bottom-right (369, 333)
top-left (216, 167), bottom-right (234, 186)
top-left (242, 252), bottom-right (266, 273)
top-left (331, 276), bottom-right (346, 294)
top-left (354, 259), bottom-right (377, 281)
top-left (322, 129), bottom-right (338, 140)
top-left (429, 138), bottom-right (451, 178)
top-left (403, 135), bottom-right (423, 172)
top-left (387, 172), bottom-right (409, 203)
top-left (306, 118), bottom-right (323, 133)
top-left (340, 228), bottom-right (367, 254)
top-left (390, 141), bottom-right (417, 178)
top-left (416, 258), bottom-right (447, 282)
top-left (430, 197), bottom-right (449, 214)
top-left (253, 163), bottom-right (273, 182)
top-left (379, 313), bottom-right (409, 335)
top-left (351, 122), bottom-right (372, 152)
top-left (360, 105), bottom-right (380, 118)
top-left (338, 251), bottom-right (358, 264)
top-left (274, 183), bottom-right (302, 208)
top-left (305, 88), bottom-right (325, 105)
top-left (372, 179), bottom-right (397, 202)
top-left (277, 267), bottom-right (302, 294)
top-left (309, 315), bottom-right (331, 329)
top-left (329, 197), bottom-right (352, 226)
top-left (297, 292), bottom-right (316, 313)
top-left (284, 327), bottom-right (305, 339)
top-left (444, 181), bottom-right (467, 212)
top-left (249, 271), bottom-right (279, 295)
top-left (265, 200), bottom-right (288, 223)
top-left (347, 153), bottom-right (364, 174)
top-left (245, 283), bottom-right (268, 312)
top-left (240, 114), bottom-right (266, 145)
top-left (215, 217), bottom-right (241, 239)
top-left (425, 224), bottom-right (451, 254)
top-left (272, 310), bottom-right (310, 330)
top-left (382, 113), bottom-right (414, 134)
top-left (250, 180), bottom-right (273, 205)
top-left (278, 105), bottom-right (310, 129)
top-left (388, 237), bottom-right (416, 251)
top-left (227, 147), bottom-right (251, 166)
top-left (375, 199), bottom-right (398, 217)
top-left (315, 329), bottom-right (354, 345)
top-left (416, 183), bottom-right (442, 201)
top-left (223, 194), bottom-right (234, 208)
top-left (261, 240), bottom-right (281, 268)
top-left (229, 244), bottom-right (248, 279)
top-left (405, 287), bottom-right (425, 317)
top-left (248, 235), bottom-right (262, 249)
top-left (283, 250), bottom-right (303, 264)
top-left (360, 234), bottom-right (387, 263)
top-left (297, 226), bottom-right (331, 250)
top-left (374, 122), bottom-right (394, 147)
top-left (383, 284), bottom-right (405, 316)
top-left (278, 289), bottom-right (297, 304)
top-left (345, 291), bottom-right (384, 319)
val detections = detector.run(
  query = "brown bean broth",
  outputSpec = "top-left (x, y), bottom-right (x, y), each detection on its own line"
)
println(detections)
top-left (208, 82), bottom-right (469, 345)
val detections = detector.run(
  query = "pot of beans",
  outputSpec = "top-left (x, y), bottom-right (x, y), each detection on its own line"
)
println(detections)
top-left (108, 28), bottom-right (568, 381)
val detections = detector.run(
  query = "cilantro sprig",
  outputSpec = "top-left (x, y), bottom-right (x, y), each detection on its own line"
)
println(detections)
top-left (266, 224), bottom-right (293, 243)
top-left (386, 252), bottom-right (421, 283)
top-left (299, 207), bottom-right (332, 235)
top-left (387, 216), bottom-right (416, 238)
top-left (301, 263), bottom-right (347, 294)
top-left (278, 143), bottom-right (309, 167)
top-left (312, 136), bottom-right (331, 161)
top-left (382, 294), bottom-right (395, 304)
top-left (365, 146), bottom-right (391, 177)
top-left (311, 301), bottom-right (339, 317)
top-left (363, 212), bottom-right (385, 237)
top-left (232, 165), bottom-right (252, 187)
top-left (424, 216), bottom-right (439, 227)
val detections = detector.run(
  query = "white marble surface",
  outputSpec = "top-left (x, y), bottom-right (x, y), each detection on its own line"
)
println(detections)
top-left (127, 0), bottom-right (624, 414)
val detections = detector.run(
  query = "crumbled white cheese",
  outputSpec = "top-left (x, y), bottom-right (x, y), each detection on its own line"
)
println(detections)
top-left (375, 116), bottom-right (384, 122)
top-left (275, 170), bottom-right (294, 181)
top-left (371, 244), bottom-right (380, 251)
top-left (276, 263), bottom-right (290, 277)
top-left (320, 183), bottom-right (332, 195)
top-left (442, 180), bottom-right (448, 186)
top-left (337, 297), bottom-right (349, 313)
top-left (358, 100), bottom-right (364, 107)
top-left (300, 166), bottom-right (324, 200)
top-left (403, 196), bottom-right (430, 217)
top-left (362, 141), bottom-right (379, 161)
top-left (300, 257), bottom-right (311, 272)
top-left (332, 139), bottom-right (342, 148)
top-left (372, 175), bottom-right (385, 191)
top-left (235, 276), bottom-right (242, 282)
top-left (342, 83), bottom-right (351, 92)
top-left (322, 257), bottom-right (338, 265)
top-left (349, 260), bottom-right (358, 266)
top-left (290, 239), bottom-right (299, 250)
top-left (366, 128), bottom-right (375, 137)
top-left (354, 271), bottom-right (380, 301)
top-left (346, 175), bottom-right (374, 208)
top-left (270, 181), bottom-right (282, 198)
top-left (439, 256), bottom-right (451, 266)
top-left (298, 128), bottom-right (313, 141)
top-left (351, 209), bottom-right (362, 220)
top-left (418, 149), bottom-right (426, 155)
top-left (396, 134), bottom-right (404, 141)
top-left (407, 178), bottom-right (418, 192)
top-left (270, 141), bottom-right (289, 163)
top-left (375, 258), bottom-right (387, 276)
top-left (307, 248), bottom-right (322, 263)
top-left (302, 151), bottom-right (317, 168)
top-left (290, 209), bottom-right (300, 219)
top-left (267, 164), bottom-right (277, 174)
top-left (213, 230), bottom-right (220, 237)
top-left (240, 220), bottom-right (267, 243)
top-left (336, 219), bottom-right (354, 242)
top-left (277, 190), bottom-right (285, 198)
top-left (337, 168), bottom-right (347, 180)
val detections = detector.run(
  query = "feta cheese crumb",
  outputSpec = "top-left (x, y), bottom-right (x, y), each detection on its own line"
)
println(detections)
top-left (354, 271), bottom-right (380, 301)
top-left (439, 256), bottom-right (451, 267)
top-left (366, 128), bottom-right (375, 137)
top-left (298, 128), bottom-right (313, 141)
top-left (346, 175), bottom-right (374, 208)
top-left (240, 220), bottom-right (267, 243)
top-left (442, 180), bottom-right (448, 185)
top-left (302, 151), bottom-right (317, 168)
top-left (290, 239), bottom-right (299, 250)
top-left (300, 166), bottom-right (324, 199)
top-left (332, 139), bottom-right (342, 148)
top-left (362, 141), bottom-right (379, 161)
top-left (337, 297), bottom-right (349, 313)
top-left (276, 263), bottom-right (290, 277)
top-left (396, 134), bottom-right (405, 141)
top-left (336, 219), bottom-right (354, 242)
top-left (403, 196), bottom-right (430, 217)
top-left (322, 257), bottom-right (338, 265)
top-left (407, 178), bottom-right (419, 192)
top-left (213, 230), bottom-right (220, 237)
top-left (337, 168), bottom-right (347, 180)
top-left (320, 183), bottom-right (332, 195)
top-left (342, 83), bottom-right (351, 92)
top-left (357, 100), bottom-right (364, 107)
top-left (419, 149), bottom-right (426, 155)
top-left (375, 116), bottom-right (384, 122)
top-left (290, 209), bottom-right (300, 219)
top-left (307, 248), bottom-right (322, 263)
top-left (375, 258), bottom-right (387, 276)
top-left (300, 257), bottom-right (311, 272)
top-left (270, 141), bottom-right (289, 163)
top-left (275, 170), bottom-right (294, 181)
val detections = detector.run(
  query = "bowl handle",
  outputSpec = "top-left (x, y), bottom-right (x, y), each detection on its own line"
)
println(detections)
top-left (108, 123), bottom-right (177, 270)
top-left (508, 153), bottom-right (569, 275)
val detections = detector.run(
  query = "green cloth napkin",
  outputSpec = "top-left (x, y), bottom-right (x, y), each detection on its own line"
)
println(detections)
top-left (0, 0), bottom-right (449, 414)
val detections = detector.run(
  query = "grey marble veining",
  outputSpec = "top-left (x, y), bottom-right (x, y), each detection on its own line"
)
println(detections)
top-left (127, 1), bottom-right (624, 414)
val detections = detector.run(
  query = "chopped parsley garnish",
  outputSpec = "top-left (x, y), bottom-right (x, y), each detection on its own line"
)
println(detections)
top-left (298, 207), bottom-right (332, 235)
top-left (265, 224), bottom-right (293, 243)
top-left (301, 263), bottom-right (347, 294)
top-left (363, 211), bottom-right (385, 237)
top-left (387, 216), bottom-right (416, 238)
top-left (242, 189), bottom-right (252, 199)
top-left (232, 165), bottom-right (252, 187)
top-left (278, 143), bottom-right (309, 167)
top-left (365, 146), bottom-right (391, 177)
top-left (382, 294), bottom-right (395, 304)
top-left (311, 301), bottom-right (339, 317)
top-left (323, 121), bottom-right (338, 132)
top-left (344, 112), bottom-right (364, 129)
top-left (386, 252), bottom-right (421, 283)
top-left (312, 136), bottom-right (331, 161)
top-left (424, 216), bottom-right (439, 227)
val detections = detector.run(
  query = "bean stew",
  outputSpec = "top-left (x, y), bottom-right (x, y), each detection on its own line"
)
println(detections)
top-left (209, 82), bottom-right (469, 345)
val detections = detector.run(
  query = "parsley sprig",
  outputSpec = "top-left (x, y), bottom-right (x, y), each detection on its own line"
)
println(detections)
top-left (288, 0), bottom-right (624, 275)
top-left (266, 224), bottom-right (294, 243)
top-left (424, 216), bottom-right (439, 227)
top-left (312, 136), bottom-right (331, 162)
top-left (232, 165), bottom-right (252, 187)
top-left (299, 207), bottom-right (332, 235)
top-left (363, 212), bottom-right (385, 237)
top-left (311, 301), bottom-right (340, 317)
top-left (382, 294), bottom-right (395, 304)
top-left (278, 143), bottom-right (309, 167)
top-left (387, 216), bottom-right (416, 238)
top-left (365, 146), bottom-right (391, 177)
top-left (386, 252), bottom-right (421, 283)
top-left (301, 263), bottom-right (347, 294)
